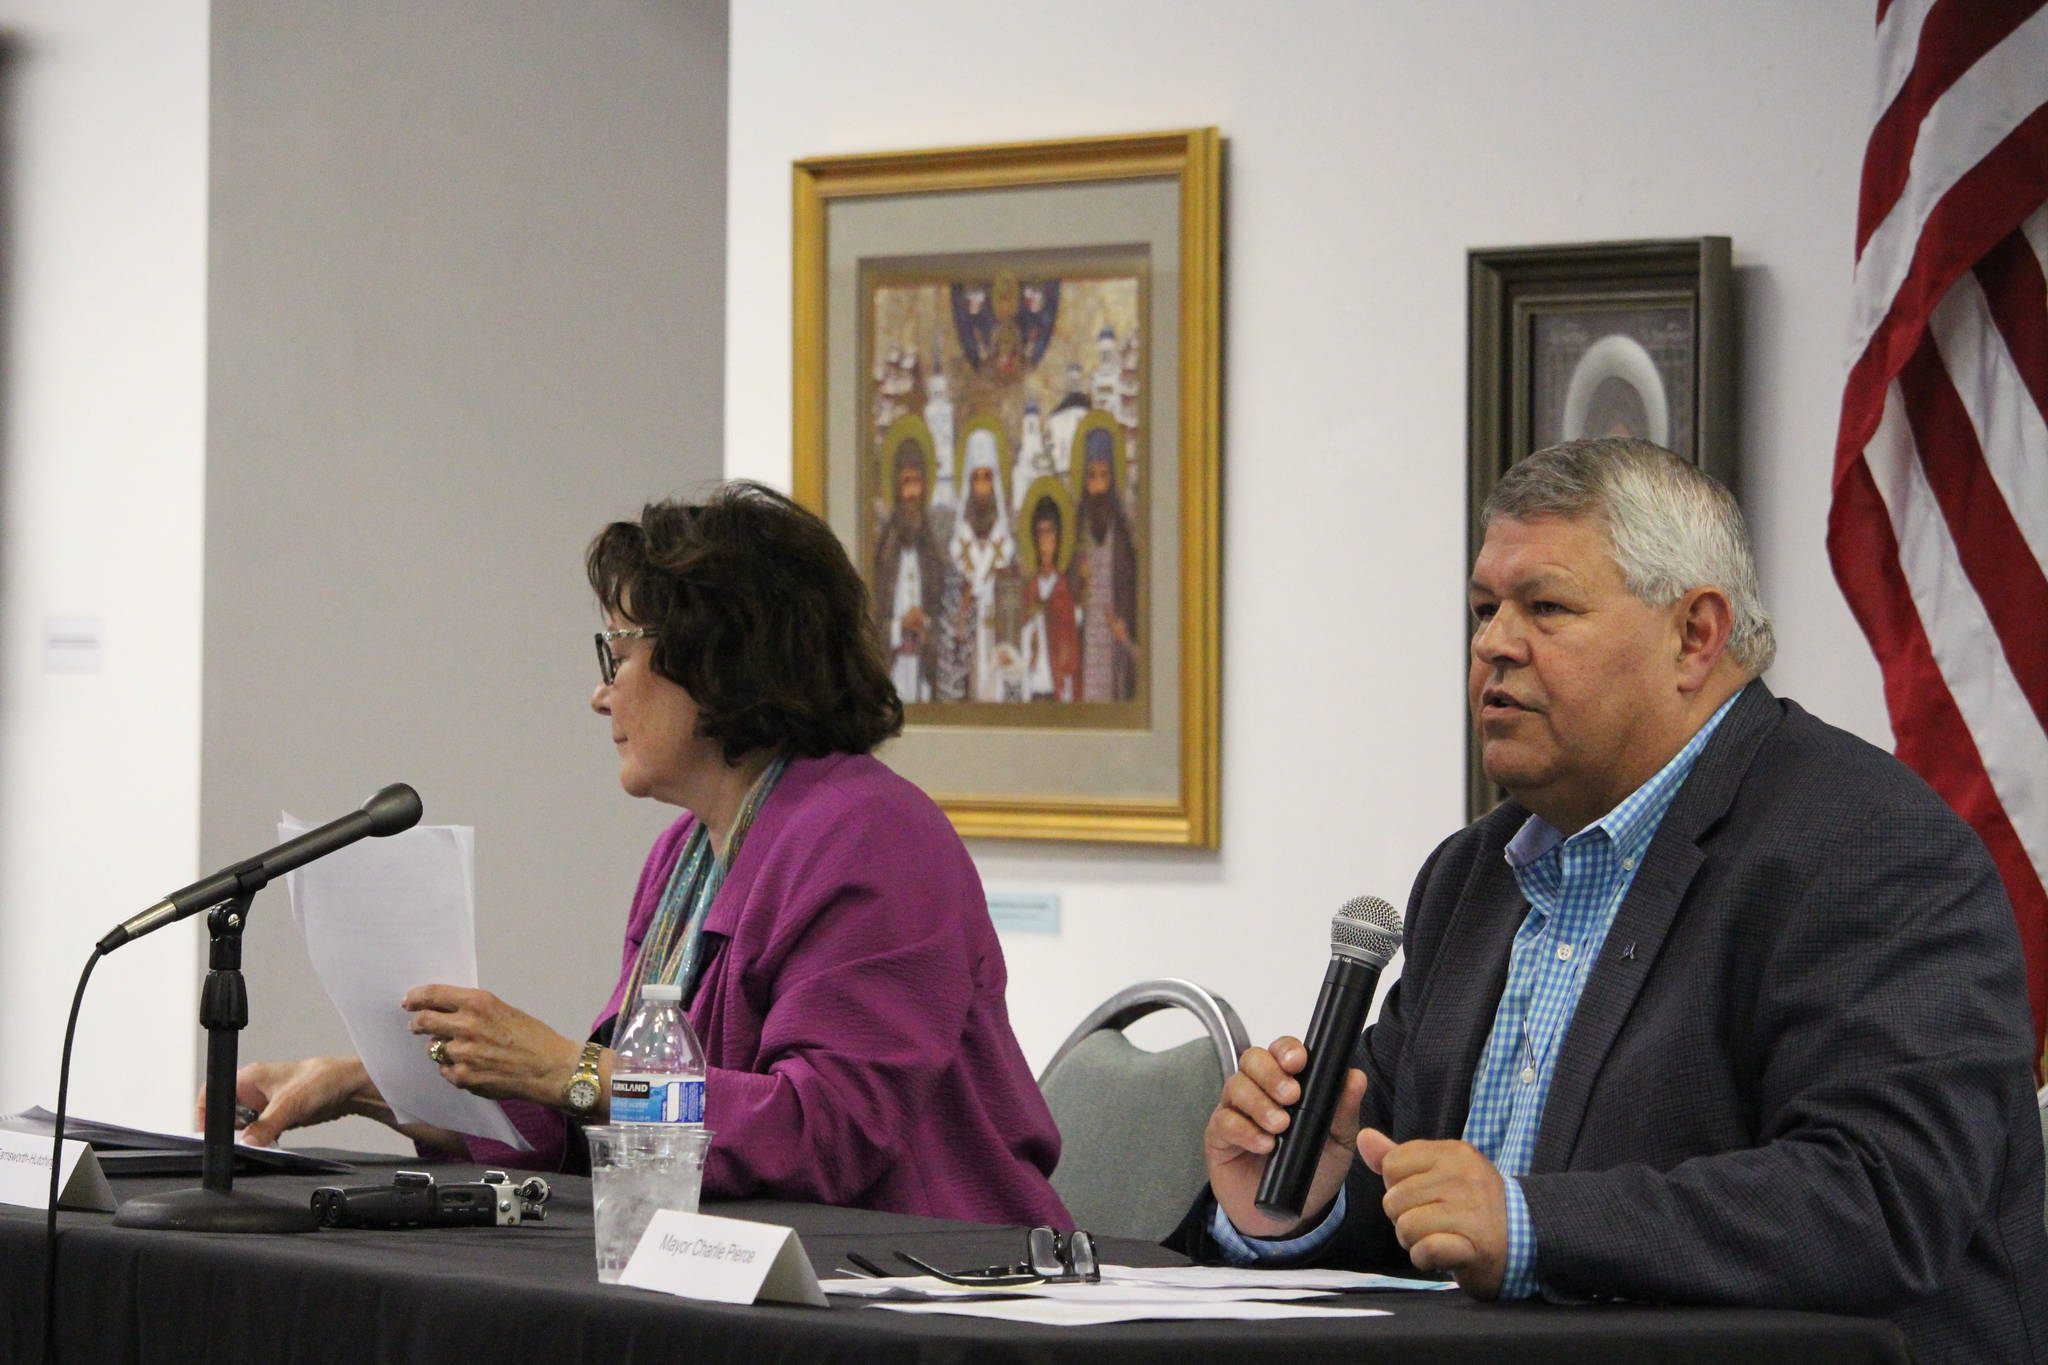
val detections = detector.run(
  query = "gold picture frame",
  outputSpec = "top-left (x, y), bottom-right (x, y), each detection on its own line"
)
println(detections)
top-left (794, 129), bottom-right (1222, 847)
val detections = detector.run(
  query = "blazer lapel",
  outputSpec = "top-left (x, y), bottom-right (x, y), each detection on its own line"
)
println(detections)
top-left (1532, 681), bottom-right (1782, 1170)
top-left (1404, 841), bottom-right (1526, 1138)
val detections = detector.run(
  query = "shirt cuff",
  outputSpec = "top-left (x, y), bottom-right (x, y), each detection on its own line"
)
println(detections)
top-left (1497, 1175), bottom-right (1539, 1298)
top-left (1209, 1187), bottom-right (1349, 1266)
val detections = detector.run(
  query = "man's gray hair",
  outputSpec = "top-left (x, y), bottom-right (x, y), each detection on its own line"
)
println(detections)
top-left (1482, 438), bottom-right (1776, 674)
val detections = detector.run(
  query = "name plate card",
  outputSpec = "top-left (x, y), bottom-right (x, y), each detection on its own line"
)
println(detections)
top-left (0, 1130), bottom-right (115, 1211)
top-left (619, 1210), bottom-right (827, 1307)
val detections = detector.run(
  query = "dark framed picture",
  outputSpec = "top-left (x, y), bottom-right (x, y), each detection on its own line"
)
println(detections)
top-left (1466, 237), bottom-right (1734, 819)
top-left (793, 130), bottom-right (1222, 847)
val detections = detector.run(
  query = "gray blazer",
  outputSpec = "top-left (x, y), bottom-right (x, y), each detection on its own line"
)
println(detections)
top-left (1172, 682), bottom-right (2048, 1363)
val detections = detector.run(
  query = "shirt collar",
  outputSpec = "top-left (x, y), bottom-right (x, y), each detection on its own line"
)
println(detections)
top-left (1503, 691), bottom-right (1742, 871)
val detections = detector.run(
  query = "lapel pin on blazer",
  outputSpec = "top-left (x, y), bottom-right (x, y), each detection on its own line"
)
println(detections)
top-left (1621, 941), bottom-right (1636, 960)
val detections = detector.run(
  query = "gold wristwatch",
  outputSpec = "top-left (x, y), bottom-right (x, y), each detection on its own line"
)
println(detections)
top-left (564, 1041), bottom-right (604, 1117)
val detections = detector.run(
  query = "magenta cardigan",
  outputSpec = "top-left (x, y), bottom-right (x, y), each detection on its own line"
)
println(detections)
top-left (465, 752), bottom-right (1068, 1228)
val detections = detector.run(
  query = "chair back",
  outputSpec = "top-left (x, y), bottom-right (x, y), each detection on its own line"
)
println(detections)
top-left (1037, 979), bottom-right (1250, 1241)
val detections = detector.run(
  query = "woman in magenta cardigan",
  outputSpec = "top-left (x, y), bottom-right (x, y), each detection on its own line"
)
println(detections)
top-left (218, 484), bottom-right (1067, 1228)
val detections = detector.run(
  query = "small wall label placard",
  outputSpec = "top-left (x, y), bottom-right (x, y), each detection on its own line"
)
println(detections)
top-left (987, 891), bottom-right (1061, 935)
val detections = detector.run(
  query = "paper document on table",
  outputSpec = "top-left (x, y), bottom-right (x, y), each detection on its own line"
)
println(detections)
top-left (280, 815), bottom-right (527, 1149)
top-left (1100, 1264), bottom-right (1455, 1292)
top-left (871, 1298), bottom-right (1385, 1326)
top-left (818, 1275), bottom-right (1333, 1303)
top-left (1, 1109), bottom-right (354, 1174)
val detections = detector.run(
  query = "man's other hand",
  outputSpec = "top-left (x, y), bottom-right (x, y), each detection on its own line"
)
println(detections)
top-left (1360, 1130), bottom-right (1508, 1298)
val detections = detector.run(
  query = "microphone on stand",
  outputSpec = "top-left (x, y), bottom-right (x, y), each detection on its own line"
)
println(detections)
top-left (99, 783), bottom-right (422, 952)
top-left (1253, 894), bottom-right (1403, 1222)
top-left (108, 781), bottom-right (424, 1235)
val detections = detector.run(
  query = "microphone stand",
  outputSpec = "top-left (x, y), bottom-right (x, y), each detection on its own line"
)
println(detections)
top-left (113, 882), bottom-right (316, 1233)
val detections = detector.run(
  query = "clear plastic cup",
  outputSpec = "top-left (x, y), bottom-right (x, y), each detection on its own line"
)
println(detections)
top-left (585, 1125), bottom-right (713, 1284)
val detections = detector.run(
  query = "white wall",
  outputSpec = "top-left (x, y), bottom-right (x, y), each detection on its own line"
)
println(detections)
top-left (0, 0), bottom-right (208, 1127)
top-left (726, 1), bottom-right (1888, 1067)
top-left (207, 0), bottom-right (729, 1155)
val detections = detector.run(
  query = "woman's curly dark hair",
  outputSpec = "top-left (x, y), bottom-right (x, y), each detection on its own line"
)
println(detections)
top-left (586, 483), bottom-right (903, 762)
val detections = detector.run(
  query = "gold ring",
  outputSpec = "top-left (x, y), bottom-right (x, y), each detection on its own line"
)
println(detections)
top-left (427, 1038), bottom-right (450, 1065)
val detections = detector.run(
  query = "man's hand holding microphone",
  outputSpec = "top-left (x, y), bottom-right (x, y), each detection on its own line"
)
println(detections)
top-left (1201, 896), bottom-right (1511, 1297)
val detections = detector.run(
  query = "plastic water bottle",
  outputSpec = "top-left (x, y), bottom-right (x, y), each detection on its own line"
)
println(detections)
top-left (608, 982), bottom-right (706, 1125)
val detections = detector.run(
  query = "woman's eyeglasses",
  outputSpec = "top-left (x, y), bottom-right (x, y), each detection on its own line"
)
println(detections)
top-left (594, 628), bottom-right (658, 685)
top-left (836, 1229), bottom-right (1100, 1287)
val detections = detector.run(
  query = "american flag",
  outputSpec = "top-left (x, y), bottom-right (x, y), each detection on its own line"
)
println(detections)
top-left (1828, 0), bottom-right (2048, 1067)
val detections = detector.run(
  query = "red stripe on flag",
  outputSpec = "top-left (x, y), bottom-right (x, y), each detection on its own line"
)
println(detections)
top-left (1855, 0), bottom-right (2041, 253)
top-left (1892, 338), bottom-right (2048, 730)
top-left (1837, 102), bottom-right (2048, 475)
top-left (1828, 461), bottom-right (2048, 1053)
top-left (1974, 228), bottom-right (2048, 420)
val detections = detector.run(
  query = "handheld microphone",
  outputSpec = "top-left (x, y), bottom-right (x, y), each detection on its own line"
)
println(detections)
top-left (1252, 894), bottom-right (1403, 1222)
top-left (98, 783), bottom-right (423, 952)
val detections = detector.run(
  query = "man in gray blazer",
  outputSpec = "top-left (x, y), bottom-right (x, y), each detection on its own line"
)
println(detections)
top-left (1180, 439), bottom-right (2047, 1363)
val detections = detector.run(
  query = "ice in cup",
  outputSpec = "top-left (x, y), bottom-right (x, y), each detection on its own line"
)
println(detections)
top-left (585, 1125), bottom-right (713, 1284)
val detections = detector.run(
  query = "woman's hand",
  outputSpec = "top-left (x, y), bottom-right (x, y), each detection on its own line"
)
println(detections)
top-left (200, 1056), bottom-right (365, 1147)
top-left (403, 985), bottom-right (583, 1109)
top-left (197, 1054), bottom-right (469, 1157)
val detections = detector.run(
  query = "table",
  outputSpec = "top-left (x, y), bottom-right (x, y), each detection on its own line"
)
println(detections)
top-left (0, 1157), bottom-right (1911, 1364)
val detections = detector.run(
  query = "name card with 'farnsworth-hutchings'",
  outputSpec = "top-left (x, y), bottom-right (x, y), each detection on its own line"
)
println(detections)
top-left (0, 1129), bottom-right (115, 1211)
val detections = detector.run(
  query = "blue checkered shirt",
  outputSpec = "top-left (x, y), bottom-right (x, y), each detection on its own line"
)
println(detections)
top-left (1214, 695), bottom-right (1737, 1290)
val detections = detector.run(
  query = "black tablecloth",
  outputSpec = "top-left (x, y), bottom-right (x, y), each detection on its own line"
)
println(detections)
top-left (0, 1157), bottom-right (1912, 1364)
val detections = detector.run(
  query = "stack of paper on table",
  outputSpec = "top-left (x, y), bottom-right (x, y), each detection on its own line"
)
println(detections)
top-left (817, 1263), bottom-right (1452, 1326)
top-left (0, 1108), bottom-right (354, 1176)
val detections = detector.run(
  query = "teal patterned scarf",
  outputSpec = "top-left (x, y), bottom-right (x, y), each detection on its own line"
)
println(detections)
top-left (618, 754), bottom-right (788, 1030)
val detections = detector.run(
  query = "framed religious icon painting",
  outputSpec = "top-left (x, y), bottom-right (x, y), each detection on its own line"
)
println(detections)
top-left (793, 129), bottom-right (1222, 847)
top-left (1465, 236), bottom-right (1734, 819)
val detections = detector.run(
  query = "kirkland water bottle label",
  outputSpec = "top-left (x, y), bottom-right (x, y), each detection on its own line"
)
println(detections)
top-left (668, 1078), bottom-right (705, 1123)
top-left (609, 1077), bottom-right (705, 1124)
